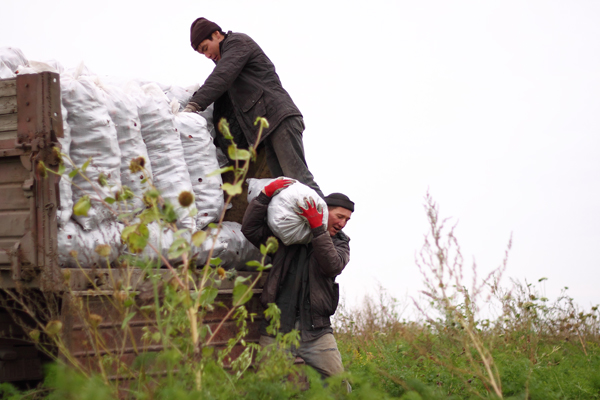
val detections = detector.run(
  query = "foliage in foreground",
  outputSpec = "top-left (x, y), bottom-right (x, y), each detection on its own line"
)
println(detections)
top-left (3, 126), bottom-right (600, 399)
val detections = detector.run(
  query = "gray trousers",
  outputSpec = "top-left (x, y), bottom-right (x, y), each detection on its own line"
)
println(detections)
top-left (259, 329), bottom-right (352, 392)
top-left (259, 332), bottom-right (344, 378)
top-left (264, 116), bottom-right (324, 199)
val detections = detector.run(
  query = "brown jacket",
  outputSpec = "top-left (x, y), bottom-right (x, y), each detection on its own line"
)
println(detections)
top-left (241, 192), bottom-right (350, 338)
top-left (189, 32), bottom-right (302, 146)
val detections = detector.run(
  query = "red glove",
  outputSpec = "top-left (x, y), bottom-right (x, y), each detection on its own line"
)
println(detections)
top-left (263, 178), bottom-right (295, 198)
top-left (296, 197), bottom-right (323, 229)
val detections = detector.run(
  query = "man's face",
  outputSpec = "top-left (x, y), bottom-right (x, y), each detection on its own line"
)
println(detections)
top-left (327, 207), bottom-right (352, 237)
top-left (197, 32), bottom-right (222, 62)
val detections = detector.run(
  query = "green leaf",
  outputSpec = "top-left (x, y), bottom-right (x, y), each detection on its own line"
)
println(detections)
top-left (121, 223), bottom-right (150, 253)
top-left (168, 238), bottom-right (190, 259)
top-left (162, 201), bottom-right (178, 223)
top-left (245, 260), bottom-right (263, 268)
top-left (208, 223), bottom-right (219, 229)
top-left (138, 208), bottom-right (160, 224)
top-left (254, 117), bottom-right (270, 129)
top-left (228, 145), bottom-right (250, 161)
top-left (202, 346), bottom-right (214, 358)
top-left (192, 231), bottom-right (207, 247)
top-left (233, 283), bottom-right (252, 306)
top-left (57, 163), bottom-right (65, 176)
top-left (207, 166), bottom-right (234, 177)
top-left (68, 168), bottom-right (79, 179)
top-left (81, 157), bottom-right (91, 173)
top-left (73, 195), bottom-right (91, 216)
top-left (218, 118), bottom-right (233, 140)
top-left (104, 197), bottom-right (116, 205)
top-left (235, 275), bottom-right (251, 285)
top-left (121, 312), bottom-right (136, 330)
top-left (265, 236), bottom-right (279, 254)
top-left (209, 257), bottom-right (222, 267)
top-left (222, 182), bottom-right (243, 196)
top-left (199, 286), bottom-right (219, 307)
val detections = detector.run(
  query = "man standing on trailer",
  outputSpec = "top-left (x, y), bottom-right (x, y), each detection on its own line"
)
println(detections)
top-left (241, 178), bottom-right (354, 387)
top-left (184, 18), bottom-right (323, 198)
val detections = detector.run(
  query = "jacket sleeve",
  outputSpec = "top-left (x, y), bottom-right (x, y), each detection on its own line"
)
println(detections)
top-left (310, 226), bottom-right (350, 278)
top-left (241, 192), bottom-right (273, 248)
top-left (190, 35), bottom-right (253, 110)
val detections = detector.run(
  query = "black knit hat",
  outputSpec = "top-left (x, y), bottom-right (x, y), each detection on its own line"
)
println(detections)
top-left (190, 18), bottom-right (222, 50)
top-left (324, 193), bottom-right (355, 212)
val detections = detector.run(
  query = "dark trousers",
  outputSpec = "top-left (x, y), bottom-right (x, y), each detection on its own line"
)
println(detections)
top-left (264, 116), bottom-right (324, 198)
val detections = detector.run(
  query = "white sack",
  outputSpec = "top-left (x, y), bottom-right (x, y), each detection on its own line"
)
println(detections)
top-left (100, 83), bottom-right (153, 213)
top-left (164, 83), bottom-right (200, 111)
top-left (247, 178), bottom-right (328, 246)
top-left (62, 73), bottom-right (122, 230)
top-left (57, 220), bottom-right (123, 267)
top-left (173, 104), bottom-right (224, 230)
top-left (123, 222), bottom-right (174, 262)
top-left (57, 101), bottom-right (73, 227)
top-left (136, 83), bottom-right (196, 231)
top-left (195, 222), bottom-right (261, 270)
top-left (0, 62), bottom-right (14, 79)
top-left (0, 47), bottom-right (28, 74)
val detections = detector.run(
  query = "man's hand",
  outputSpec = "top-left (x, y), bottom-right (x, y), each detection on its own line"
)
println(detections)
top-left (183, 102), bottom-right (201, 113)
top-left (296, 197), bottom-right (323, 229)
top-left (262, 178), bottom-right (295, 198)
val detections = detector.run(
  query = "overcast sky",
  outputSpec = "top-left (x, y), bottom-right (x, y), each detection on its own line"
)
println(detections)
top-left (3, 0), bottom-right (599, 312)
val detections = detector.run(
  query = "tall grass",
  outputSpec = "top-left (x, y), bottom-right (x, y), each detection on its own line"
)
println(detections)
top-left (334, 195), bottom-right (600, 399)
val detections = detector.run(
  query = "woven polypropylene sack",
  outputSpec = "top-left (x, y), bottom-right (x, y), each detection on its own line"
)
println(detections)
top-left (174, 109), bottom-right (223, 230)
top-left (0, 47), bottom-right (28, 74)
top-left (194, 222), bottom-right (261, 270)
top-left (62, 74), bottom-right (122, 231)
top-left (101, 84), bottom-right (153, 213)
top-left (57, 220), bottom-right (123, 268)
top-left (137, 83), bottom-right (196, 231)
top-left (246, 178), bottom-right (328, 245)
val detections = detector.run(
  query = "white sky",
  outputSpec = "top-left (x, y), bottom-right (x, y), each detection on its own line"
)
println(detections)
top-left (3, 0), bottom-right (599, 311)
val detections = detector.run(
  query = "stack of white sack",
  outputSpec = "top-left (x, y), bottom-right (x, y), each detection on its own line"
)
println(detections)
top-left (99, 83), bottom-right (153, 213)
top-left (247, 178), bottom-right (328, 246)
top-left (57, 99), bottom-right (73, 227)
top-left (57, 220), bottom-right (124, 268)
top-left (124, 221), bottom-right (174, 262)
top-left (13, 62), bottom-right (74, 228)
top-left (61, 69), bottom-right (122, 231)
top-left (0, 47), bottom-right (28, 78)
top-left (133, 83), bottom-right (196, 231)
top-left (194, 222), bottom-right (262, 270)
top-left (172, 101), bottom-right (224, 230)
top-left (164, 83), bottom-right (199, 112)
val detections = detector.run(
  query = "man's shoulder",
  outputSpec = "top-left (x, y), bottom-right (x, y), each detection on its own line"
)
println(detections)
top-left (334, 231), bottom-right (350, 245)
top-left (223, 32), bottom-right (256, 46)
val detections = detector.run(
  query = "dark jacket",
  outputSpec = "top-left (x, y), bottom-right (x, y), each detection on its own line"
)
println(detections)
top-left (241, 192), bottom-right (350, 340)
top-left (189, 32), bottom-right (302, 146)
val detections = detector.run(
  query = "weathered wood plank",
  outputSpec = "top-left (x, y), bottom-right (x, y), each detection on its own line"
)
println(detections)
top-left (0, 79), bottom-right (17, 98)
top-left (0, 184), bottom-right (29, 211)
top-left (0, 131), bottom-right (17, 143)
top-left (0, 211), bottom-right (29, 237)
top-left (0, 113), bottom-right (17, 132)
top-left (0, 157), bottom-right (30, 183)
top-left (0, 96), bottom-right (17, 115)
